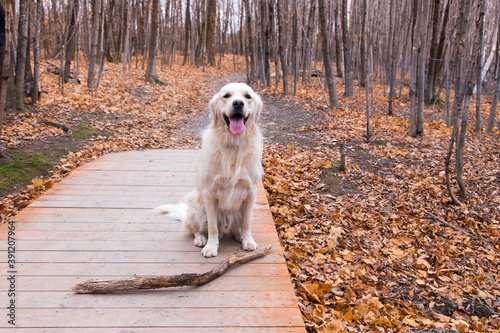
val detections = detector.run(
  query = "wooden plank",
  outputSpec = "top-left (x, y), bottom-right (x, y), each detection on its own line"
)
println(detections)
top-left (0, 149), bottom-right (305, 331)
top-left (8, 221), bottom-right (276, 233)
top-left (0, 276), bottom-right (294, 292)
top-left (93, 149), bottom-right (201, 160)
top-left (0, 240), bottom-right (283, 252)
top-left (11, 262), bottom-right (290, 277)
top-left (79, 161), bottom-right (199, 171)
top-left (9, 308), bottom-right (304, 328)
top-left (11, 250), bottom-right (284, 264)
top-left (0, 230), bottom-right (279, 242)
top-left (14, 290), bottom-right (299, 308)
top-left (10, 205), bottom-right (272, 222)
top-left (0, 328), bottom-right (306, 333)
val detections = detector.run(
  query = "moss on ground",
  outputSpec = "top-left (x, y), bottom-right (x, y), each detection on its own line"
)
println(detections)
top-left (0, 151), bottom-right (53, 197)
top-left (73, 123), bottom-right (102, 139)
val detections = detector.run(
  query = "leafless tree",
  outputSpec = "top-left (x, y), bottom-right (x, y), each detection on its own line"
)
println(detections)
top-left (87, 0), bottom-right (102, 88)
top-left (341, 0), bottom-right (354, 96)
top-left (318, 0), bottom-right (339, 108)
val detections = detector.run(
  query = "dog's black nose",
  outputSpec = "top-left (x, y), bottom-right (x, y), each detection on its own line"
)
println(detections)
top-left (233, 99), bottom-right (244, 109)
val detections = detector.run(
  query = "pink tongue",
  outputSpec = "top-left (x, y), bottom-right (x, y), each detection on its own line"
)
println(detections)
top-left (229, 117), bottom-right (245, 135)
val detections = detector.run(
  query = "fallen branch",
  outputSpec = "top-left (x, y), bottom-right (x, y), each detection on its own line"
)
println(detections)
top-left (427, 213), bottom-right (478, 240)
top-left (73, 244), bottom-right (273, 294)
top-left (39, 120), bottom-right (70, 133)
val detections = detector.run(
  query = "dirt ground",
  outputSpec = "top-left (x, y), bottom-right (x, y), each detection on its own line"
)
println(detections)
top-left (1, 74), bottom-right (381, 199)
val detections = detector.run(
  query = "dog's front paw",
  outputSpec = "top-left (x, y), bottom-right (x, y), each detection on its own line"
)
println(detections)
top-left (201, 243), bottom-right (219, 257)
top-left (242, 237), bottom-right (258, 251)
top-left (193, 233), bottom-right (207, 247)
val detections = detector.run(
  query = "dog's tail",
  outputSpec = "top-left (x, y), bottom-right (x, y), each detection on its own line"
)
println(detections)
top-left (153, 202), bottom-right (188, 221)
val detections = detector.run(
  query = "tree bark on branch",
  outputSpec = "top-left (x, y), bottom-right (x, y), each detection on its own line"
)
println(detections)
top-left (73, 244), bottom-right (273, 294)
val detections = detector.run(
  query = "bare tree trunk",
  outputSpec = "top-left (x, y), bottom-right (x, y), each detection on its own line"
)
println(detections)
top-left (445, 47), bottom-right (452, 127)
top-left (31, 0), bottom-right (42, 105)
top-left (87, 0), bottom-right (102, 88)
top-left (64, 0), bottom-right (79, 83)
top-left (335, 3), bottom-right (343, 79)
top-left (206, 0), bottom-right (216, 66)
top-left (416, 0), bottom-right (430, 136)
top-left (474, 0), bottom-right (485, 138)
top-left (341, 0), bottom-right (354, 96)
top-left (487, 47), bottom-right (499, 133)
top-left (122, 0), bottom-right (131, 80)
top-left (11, 0), bottom-right (29, 112)
top-left (301, 0), bottom-right (315, 83)
top-left (0, 0), bottom-right (12, 157)
top-left (269, 0), bottom-right (279, 89)
top-left (387, 0), bottom-right (399, 116)
top-left (386, 0), bottom-right (395, 95)
top-left (145, 0), bottom-right (163, 84)
top-left (318, 0), bottom-right (339, 108)
top-left (361, 0), bottom-right (370, 142)
top-left (245, 0), bottom-right (255, 81)
top-left (291, 0), bottom-right (299, 94)
top-left (409, 0), bottom-right (419, 136)
top-left (446, 0), bottom-right (473, 203)
top-left (182, 0), bottom-right (191, 65)
top-left (425, 0), bottom-right (442, 104)
top-left (196, 0), bottom-right (207, 67)
top-left (260, 0), bottom-right (270, 87)
top-left (277, 0), bottom-right (289, 95)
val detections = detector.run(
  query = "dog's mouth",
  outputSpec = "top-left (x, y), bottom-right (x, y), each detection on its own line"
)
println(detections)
top-left (224, 114), bottom-right (248, 135)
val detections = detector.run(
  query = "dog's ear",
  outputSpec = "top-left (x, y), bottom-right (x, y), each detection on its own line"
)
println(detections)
top-left (253, 93), bottom-right (263, 122)
top-left (208, 93), bottom-right (219, 124)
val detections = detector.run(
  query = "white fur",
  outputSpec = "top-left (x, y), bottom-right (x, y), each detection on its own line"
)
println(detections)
top-left (155, 83), bottom-right (263, 257)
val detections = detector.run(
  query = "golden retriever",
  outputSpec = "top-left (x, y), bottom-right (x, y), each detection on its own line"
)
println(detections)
top-left (155, 83), bottom-right (263, 257)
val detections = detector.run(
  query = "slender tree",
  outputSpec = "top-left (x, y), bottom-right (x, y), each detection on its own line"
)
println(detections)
top-left (32, 0), bottom-right (43, 105)
top-left (245, 0), bottom-right (255, 81)
top-left (206, 0), bottom-right (216, 66)
top-left (487, 27), bottom-right (499, 133)
top-left (361, 0), bottom-right (370, 141)
top-left (318, 0), bottom-right (339, 108)
top-left (416, 0), bottom-right (431, 136)
top-left (277, 0), bottom-right (289, 94)
top-left (183, 0), bottom-right (191, 65)
top-left (445, 0), bottom-right (474, 204)
top-left (474, 0), bottom-right (485, 138)
top-left (0, 0), bottom-right (11, 158)
top-left (145, 0), bottom-right (163, 84)
top-left (122, 0), bottom-right (132, 80)
top-left (387, 0), bottom-right (399, 115)
top-left (87, 0), bottom-right (102, 88)
top-left (342, 0), bottom-right (354, 96)
top-left (10, 0), bottom-right (29, 112)
top-left (64, 0), bottom-right (79, 83)
top-left (260, 0), bottom-right (270, 87)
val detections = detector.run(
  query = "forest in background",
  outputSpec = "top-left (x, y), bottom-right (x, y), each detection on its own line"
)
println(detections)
top-left (0, 0), bottom-right (499, 331)
top-left (1, 0), bottom-right (499, 122)
top-left (0, 0), bottom-right (500, 202)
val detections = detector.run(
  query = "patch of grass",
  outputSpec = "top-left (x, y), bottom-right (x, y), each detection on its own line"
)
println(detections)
top-left (0, 151), bottom-right (53, 197)
top-left (73, 123), bottom-right (102, 139)
top-left (322, 171), bottom-right (341, 189)
top-left (429, 97), bottom-right (444, 109)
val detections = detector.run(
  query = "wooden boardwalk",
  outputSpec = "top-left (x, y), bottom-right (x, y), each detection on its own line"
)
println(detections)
top-left (0, 150), bottom-right (305, 332)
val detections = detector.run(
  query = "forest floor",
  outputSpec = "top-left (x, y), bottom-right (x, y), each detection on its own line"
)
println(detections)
top-left (1, 56), bottom-right (499, 332)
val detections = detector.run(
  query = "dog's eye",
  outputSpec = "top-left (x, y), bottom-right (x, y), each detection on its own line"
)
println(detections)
top-left (245, 94), bottom-right (252, 99)
top-left (223, 93), bottom-right (231, 98)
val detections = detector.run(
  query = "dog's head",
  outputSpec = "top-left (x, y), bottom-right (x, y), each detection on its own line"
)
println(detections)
top-left (209, 83), bottom-right (262, 135)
